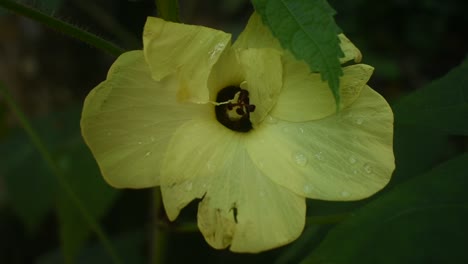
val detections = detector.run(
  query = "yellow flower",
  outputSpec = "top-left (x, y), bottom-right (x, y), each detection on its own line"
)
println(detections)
top-left (81, 13), bottom-right (395, 252)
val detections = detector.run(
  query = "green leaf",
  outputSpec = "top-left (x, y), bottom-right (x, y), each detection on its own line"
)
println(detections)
top-left (56, 142), bottom-right (120, 262)
top-left (251, 0), bottom-right (344, 106)
top-left (36, 230), bottom-right (145, 264)
top-left (393, 57), bottom-right (468, 135)
top-left (0, 109), bottom-right (74, 233)
top-left (301, 153), bottom-right (468, 264)
top-left (0, 137), bottom-right (57, 233)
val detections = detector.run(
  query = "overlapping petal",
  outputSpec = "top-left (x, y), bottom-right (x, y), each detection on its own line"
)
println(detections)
top-left (143, 17), bottom-right (231, 103)
top-left (81, 51), bottom-right (210, 188)
top-left (232, 12), bottom-right (282, 51)
top-left (248, 86), bottom-right (394, 201)
top-left (271, 63), bottom-right (374, 122)
top-left (160, 119), bottom-right (305, 253)
top-left (238, 48), bottom-right (282, 126)
top-left (338, 34), bottom-right (362, 63)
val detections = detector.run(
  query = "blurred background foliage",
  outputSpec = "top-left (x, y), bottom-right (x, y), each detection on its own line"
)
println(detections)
top-left (0, 0), bottom-right (467, 263)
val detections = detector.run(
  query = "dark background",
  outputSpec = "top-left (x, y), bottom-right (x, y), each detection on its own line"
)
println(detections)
top-left (0, 0), bottom-right (467, 263)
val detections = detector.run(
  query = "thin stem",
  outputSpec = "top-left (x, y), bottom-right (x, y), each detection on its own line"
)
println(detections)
top-left (155, 0), bottom-right (180, 22)
top-left (150, 1), bottom-right (179, 262)
top-left (0, 82), bottom-right (122, 264)
top-left (69, 0), bottom-right (141, 49)
top-left (0, 0), bottom-right (124, 56)
top-left (151, 187), bottom-right (167, 264)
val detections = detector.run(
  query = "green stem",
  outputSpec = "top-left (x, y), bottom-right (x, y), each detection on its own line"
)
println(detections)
top-left (155, 0), bottom-right (180, 22)
top-left (0, 0), bottom-right (124, 56)
top-left (0, 82), bottom-right (122, 264)
top-left (69, 0), bottom-right (140, 49)
top-left (151, 187), bottom-right (167, 264)
top-left (150, 1), bottom-right (179, 262)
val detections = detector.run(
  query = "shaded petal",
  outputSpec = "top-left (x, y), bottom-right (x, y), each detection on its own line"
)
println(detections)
top-left (160, 119), bottom-right (305, 253)
top-left (208, 48), bottom-right (244, 101)
top-left (271, 63), bottom-right (374, 122)
top-left (248, 86), bottom-right (394, 201)
top-left (233, 12), bottom-right (282, 51)
top-left (339, 34), bottom-right (362, 64)
top-left (239, 48), bottom-right (282, 126)
top-left (81, 51), bottom-right (209, 188)
top-left (143, 17), bottom-right (231, 103)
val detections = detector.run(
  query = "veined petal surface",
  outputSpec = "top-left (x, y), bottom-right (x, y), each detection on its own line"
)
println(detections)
top-left (272, 63), bottom-right (374, 122)
top-left (81, 51), bottom-right (209, 188)
top-left (248, 86), bottom-right (394, 201)
top-left (160, 119), bottom-right (305, 253)
top-left (143, 17), bottom-right (231, 103)
top-left (238, 48), bottom-right (282, 126)
top-left (233, 12), bottom-right (282, 51)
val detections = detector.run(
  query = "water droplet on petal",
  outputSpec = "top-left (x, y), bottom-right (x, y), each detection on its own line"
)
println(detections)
top-left (282, 127), bottom-right (290, 133)
top-left (353, 169), bottom-right (358, 175)
top-left (259, 191), bottom-right (265, 197)
top-left (137, 141), bottom-right (142, 145)
top-left (145, 151), bottom-right (151, 157)
top-left (364, 163), bottom-right (372, 173)
top-left (355, 118), bottom-right (364, 125)
top-left (185, 181), bottom-right (193, 191)
top-left (265, 115), bottom-right (277, 124)
top-left (314, 151), bottom-right (324, 161)
top-left (150, 136), bottom-right (155, 142)
top-left (341, 191), bottom-right (350, 197)
top-left (299, 127), bottom-right (305, 134)
top-left (106, 132), bottom-right (112, 136)
top-left (303, 185), bottom-right (312, 193)
top-left (349, 156), bottom-right (357, 164)
top-left (293, 152), bottom-right (308, 166)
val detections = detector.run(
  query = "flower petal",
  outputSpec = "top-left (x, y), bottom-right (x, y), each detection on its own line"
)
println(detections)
top-left (143, 17), bottom-right (231, 103)
top-left (160, 119), bottom-right (305, 253)
top-left (339, 34), bottom-right (362, 64)
top-left (271, 63), bottom-right (374, 122)
top-left (232, 12), bottom-right (282, 51)
top-left (238, 48), bottom-right (282, 126)
top-left (248, 86), bottom-right (394, 201)
top-left (81, 51), bottom-right (209, 188)
top-left (208, 48), bottom-right (244, 101)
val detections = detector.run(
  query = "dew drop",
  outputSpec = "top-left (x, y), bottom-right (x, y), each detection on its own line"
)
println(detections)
top-left (106, 132), bottom-right (112, 136)
top-left (314, 151), bottom-right (324, 161)
top-left (145, 151), bottom-right (151, 157)
top-left (341, 191), bottom-right (350, 197)
top-left (293, 152), bottom-right (308, 166)
top-left (349, 156), bottom-right (357, 164)
top-left (265, 115), bottom-right (277, 124)
top-left (259, 191), bottom-right (265, 197)
top-left (282, 127), bottom-right (290, 133)
top-left (150, 136), bottom-right (155, 142)
top-left (185, 181), bottom-right (193, 191)
top-left (299, 127), bottom-right (305, 134)
top-left (303, 185), bottom-right (312, 193)
top-left (355, 118), bottom-right (364, 125)
top-left (353, 169), bottom-right (358, 175)
top-left (137, 141), bottom-right (142, 145)
top-left (364, 163), bottom-right (372, 173)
